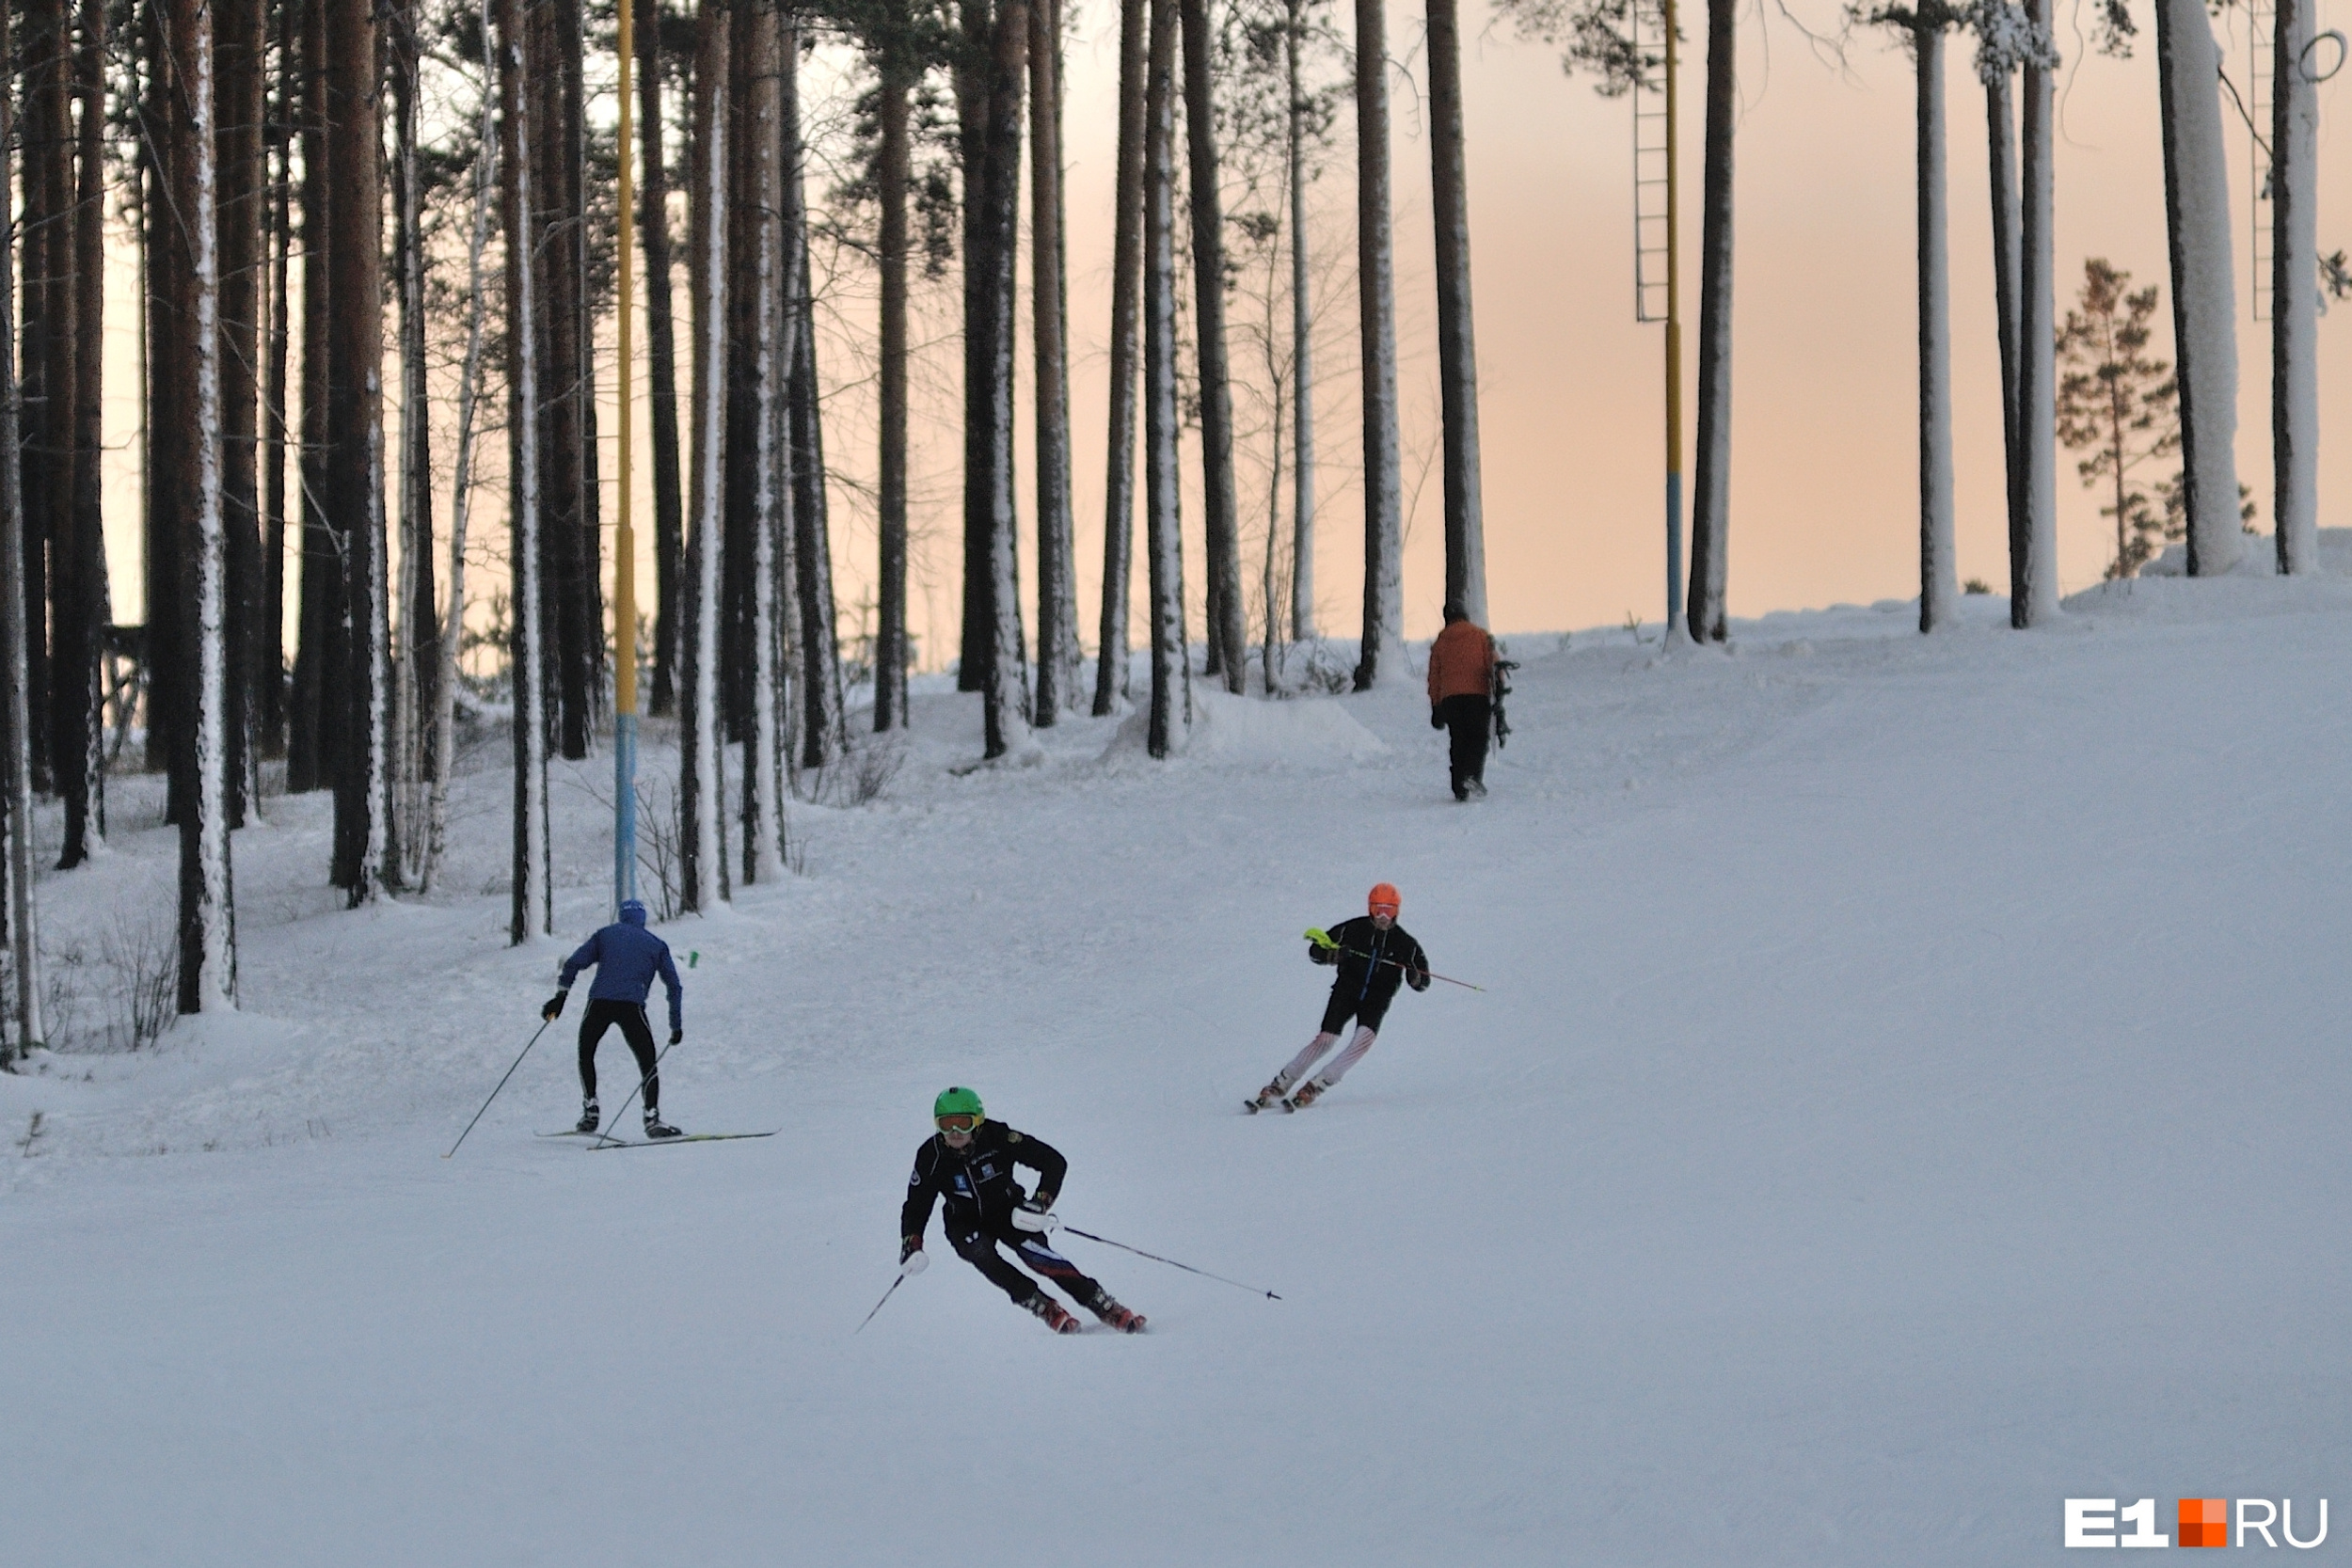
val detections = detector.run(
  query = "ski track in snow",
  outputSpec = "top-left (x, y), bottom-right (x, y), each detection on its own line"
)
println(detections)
top-left (5, 570), bottom-right (2351, 1565)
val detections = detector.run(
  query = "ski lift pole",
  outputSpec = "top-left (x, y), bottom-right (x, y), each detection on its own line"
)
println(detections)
top-left (612, 0), bottom-right (640, 913)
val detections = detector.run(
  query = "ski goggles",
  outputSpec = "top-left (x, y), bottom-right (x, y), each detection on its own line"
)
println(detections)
top-left (936, 1114), bottom-right (981, 1133)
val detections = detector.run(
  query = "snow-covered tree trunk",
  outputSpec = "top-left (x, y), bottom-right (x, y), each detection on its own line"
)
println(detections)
top-left (219, 0), bottom-right (266, 832)
top-left (2271, 0), bottom-right (2319, 574)
top-left (1030, 0), bottom-right (1080, 723)
top-left (1425, 0), bottom-right (1486, 627)
top-left (680, 0), bottom-right (730, 911)
top-left (426, 20), bottom-right (499, 898)
top-left (2153, 0), bottom-right (2242, 577)
top-left (0, 20), bottom-right (48, 1054)
top-left (1684, 0), bottom-right (1736, 642)
top-left (1350, 0), bottom-right (1402, 688)
top-left (1180, 0), bottom-right (1248, 691)
top-left (59, 0), bottom-right (110, 864)
top-left (741, 0), bottom-right (784, 886)
top-left (1916, 18), bottom-right (1957, 632)
top-left (1095, 0), bottom-right (1147, 717)
top-left (975, 0), bottom-right (1035, 760)
top-left (1143, 0), bottom-right (1192, 755)
top-left (1287, 0), bottom-right (1315, 643)
top-left (499, 0), bottom-right (552, 940)
top-left (177, 0), bottom-right (237, 1007)
top-left (2013, 0), bottom-right (2059, 625)
top-left (392, 4), bottom-right (435, 882)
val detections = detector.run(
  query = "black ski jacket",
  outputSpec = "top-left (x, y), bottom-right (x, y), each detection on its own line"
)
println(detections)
top-left (900, 1122), bottom-right (1070, 1243)
top-left (1311, 916), bottom-right (1430, 1009)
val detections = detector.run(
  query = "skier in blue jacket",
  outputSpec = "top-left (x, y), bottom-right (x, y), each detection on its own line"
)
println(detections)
top-left (543, 899), bottom-right (685, 1138)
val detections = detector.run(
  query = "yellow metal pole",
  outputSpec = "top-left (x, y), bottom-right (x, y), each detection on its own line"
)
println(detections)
top-left (613, 0), bottom-right (640, 907)
top-left (1663, 0), bottom-right (1684, 634)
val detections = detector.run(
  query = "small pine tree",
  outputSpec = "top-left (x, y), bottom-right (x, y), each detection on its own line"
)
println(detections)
top-left (2055, 258), bottom-right (2179, 578)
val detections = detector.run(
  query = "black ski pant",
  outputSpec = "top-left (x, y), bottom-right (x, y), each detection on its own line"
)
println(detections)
top-left (1319, 989), bottom-right (1392, 1037)
top-left (1436, 694), bottom-right (1491, 796)
top-left (949, 1217), bottom-right (1105, 1309)
top-left (578, 999), bottom-right (660, 1111)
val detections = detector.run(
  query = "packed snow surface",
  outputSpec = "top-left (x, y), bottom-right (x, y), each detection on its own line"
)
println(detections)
top-left (6, 573), bottom-right (2351, 1565)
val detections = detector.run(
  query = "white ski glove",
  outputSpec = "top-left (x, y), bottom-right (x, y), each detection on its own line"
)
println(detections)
top-left (900, 1249), bottom-right (928, 1275)
top-left (1011, 1201), bottom-right (1057, 1234)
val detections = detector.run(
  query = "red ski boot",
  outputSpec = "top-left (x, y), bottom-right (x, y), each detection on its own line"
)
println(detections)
top-left (1089, 1290), bottom-right (1147, 1333)
top-left (1025, 1294), bottom-right (1081, 1334)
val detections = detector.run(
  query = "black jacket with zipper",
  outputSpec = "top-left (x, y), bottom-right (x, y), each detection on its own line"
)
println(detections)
top-left (1311, 916), bottom-right (1430, 1009)
top-left (901, 1122), bottom-right (1069, 1243)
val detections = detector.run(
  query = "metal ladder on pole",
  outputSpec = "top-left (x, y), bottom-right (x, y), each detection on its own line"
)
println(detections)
top-left (1631, 0), bottom-right (1671, 323)
top-left (2249, 0), bottom-right (2275, 321)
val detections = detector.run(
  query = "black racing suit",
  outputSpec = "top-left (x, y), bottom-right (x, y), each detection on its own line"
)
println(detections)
top-left (1311, 915), bottom-right (1430, 1035)
top-left (900, 1122), bottom-right (1106, 1308)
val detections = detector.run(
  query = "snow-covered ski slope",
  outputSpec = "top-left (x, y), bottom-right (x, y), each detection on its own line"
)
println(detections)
top-left (7, 564), bottom-right (2351, 1566)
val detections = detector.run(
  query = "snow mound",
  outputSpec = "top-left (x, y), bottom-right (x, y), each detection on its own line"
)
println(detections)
top-left (1100, 687), bottom-right (1387, 766)
top-left (2067, 528), bottom-right (2352, 622)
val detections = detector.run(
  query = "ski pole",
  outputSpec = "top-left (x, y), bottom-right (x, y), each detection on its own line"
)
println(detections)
top-left (444, 1020), bottom-right (555, 1159)
top-left (855, 1249), bottom-right (928, 1334)
top-left (1303, 928), bottom-right (1486, 991)
top-left (1059, 1225), bottom-right (1282, 1300)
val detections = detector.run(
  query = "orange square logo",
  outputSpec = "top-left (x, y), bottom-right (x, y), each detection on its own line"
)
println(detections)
top-left (2179, 1498), bottom-right (2229, 1548)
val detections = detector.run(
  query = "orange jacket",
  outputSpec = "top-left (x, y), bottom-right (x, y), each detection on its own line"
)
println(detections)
top-left (1426, 619), bottom-right (1496, 705)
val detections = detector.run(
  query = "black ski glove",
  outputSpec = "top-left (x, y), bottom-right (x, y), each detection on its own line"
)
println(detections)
top-left (669, 1028), bottom-right (683, 1047)
top-left (901, 1234), bottom-right (923, 1264)
top-left (1430, 706), bottom-right (1446, 730)
top-left (541, 989), bottom-right (569, 1021)
top-left (1407, 969), bottom-right (1431, 992)
top-left (1311, 944), bottom-right (1337, 966)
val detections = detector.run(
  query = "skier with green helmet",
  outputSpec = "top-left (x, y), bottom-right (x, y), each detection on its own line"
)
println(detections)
top-left (899, 1087), bottom-right (1146, 1334)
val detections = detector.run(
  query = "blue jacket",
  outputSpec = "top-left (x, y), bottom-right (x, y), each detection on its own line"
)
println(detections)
top-left (560, 905), bottom-right (684, 1030)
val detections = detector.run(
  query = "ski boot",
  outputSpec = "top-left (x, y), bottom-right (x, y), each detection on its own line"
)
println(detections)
top-left (1467, 777), bottom-right (1487, 800)
top-left (1286, 1078), bottom-right (1330, 1110)
top-left (1088, 1288), bottom-right (1147, 1333)
top-left (642, 1112), bottom-right (683, 1140)
top-left (1248, 1074), bottom-right (1294, 1113)
top-left (575, 1100), bottom-right (601, 1134)
top-left (1025, 1294), bottom-right (1081, 1334)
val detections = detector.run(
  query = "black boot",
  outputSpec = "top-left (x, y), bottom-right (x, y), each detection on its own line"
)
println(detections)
top-left (575, 1100), bottom-right (600, 1133)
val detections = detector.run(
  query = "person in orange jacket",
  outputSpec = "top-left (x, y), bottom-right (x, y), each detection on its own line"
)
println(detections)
top-left (1426, 600), bottom-right (1497, 800)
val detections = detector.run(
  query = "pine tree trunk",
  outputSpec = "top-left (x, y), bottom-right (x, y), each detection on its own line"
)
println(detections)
top-left (2013, 0), bottom-right (2058, 625)
top-left (2153, 0), bottom-right (2242, 577)
top-left (680, 0), bottom-right (731, 911)
top-left (974, 0), bottom-right (1033, 759)
top-left (0, 10), bottom-right (48, 1053)
top-left (639, 0), bottom-right (687, 715)
top-left (325, 0), bottom-right (388, 900)
top-left (1287, 0), bottom-right (1314, 642)
top-left (2272, 0), bottom-right (2318, 573)
top-left (1983, 68), bottom-right (2023, 611)
top-left (1029, 0), bottom-right (1079, 723)
top-left (956, 0), bottom-right (990, 694)
top-left (58, 0), bottom-right (111, 863)
top-left (171, 0), bottom-right (237, 1006)
top-left (499, 0), bottom-right (552, 938)
top-left (1143, 0), bottom-right (1190, 755)
top-left (148, 0), bottom-right (193, 812)
top-left (739, 0), bottom-right (783, 885)
top-left (23, 0), bottom-right (72, 800)
top-left (1916, 21), bottom-right (1956, 632)
top-left (1685, 0), bottom-right (1736, 642)
top-left (874, 53), bottom-right (912, 731)
top-left (1093, 0), bottom-right (1146, 716)
top-left (261, 0), bottom-right (291, 759)
top-left (781, 24), bottom-right (842, 770)
top-left (1179, 0), bottom-right (1246, 690)
top-left (391, 0), bottom-right (437, 881)
top-left (219, 0), bottom-right (265, 830)
top-left (539, 0), bottom-right (595, 758)
top-left (1425, 0), bottom-right (1486, 626)
top-left (288, 0), bottom-right (336, 795)
top-left (1350, 0), bottom-right (1401, 689)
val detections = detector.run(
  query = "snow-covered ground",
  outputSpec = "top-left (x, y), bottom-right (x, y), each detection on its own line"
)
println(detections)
top-left (6, 561), bottom-right (2351, 1566)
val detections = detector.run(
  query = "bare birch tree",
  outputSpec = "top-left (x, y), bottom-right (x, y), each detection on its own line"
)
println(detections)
top-left (680, 0), bottom-right (732, 909)
top-left (499, 0), bottom-right (552, 938)
top-left (1144, 0), bottom-right (1192, 753)
top-left (1349, 0), bottom-right (1401, 686)
top-left (1030, 0), bottom-right (1081, 722)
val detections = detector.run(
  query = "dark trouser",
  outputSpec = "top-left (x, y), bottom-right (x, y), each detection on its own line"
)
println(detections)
top-left (949, 1217), bottom-right (1105, 1309)
top-left (1437, 693), bottom-right (1491, 796)
top-left (1319, 989), bottom-right (1392, 1037)
top-left (578, 999), bottom-right (660, 1111)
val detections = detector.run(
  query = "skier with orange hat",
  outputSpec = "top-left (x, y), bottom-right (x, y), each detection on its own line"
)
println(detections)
top-left (1248, 883), bottom-right (1431, 1111)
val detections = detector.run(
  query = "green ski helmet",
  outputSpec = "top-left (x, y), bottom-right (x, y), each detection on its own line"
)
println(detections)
top-left (933, 1085), bottom-right (985, 1131)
